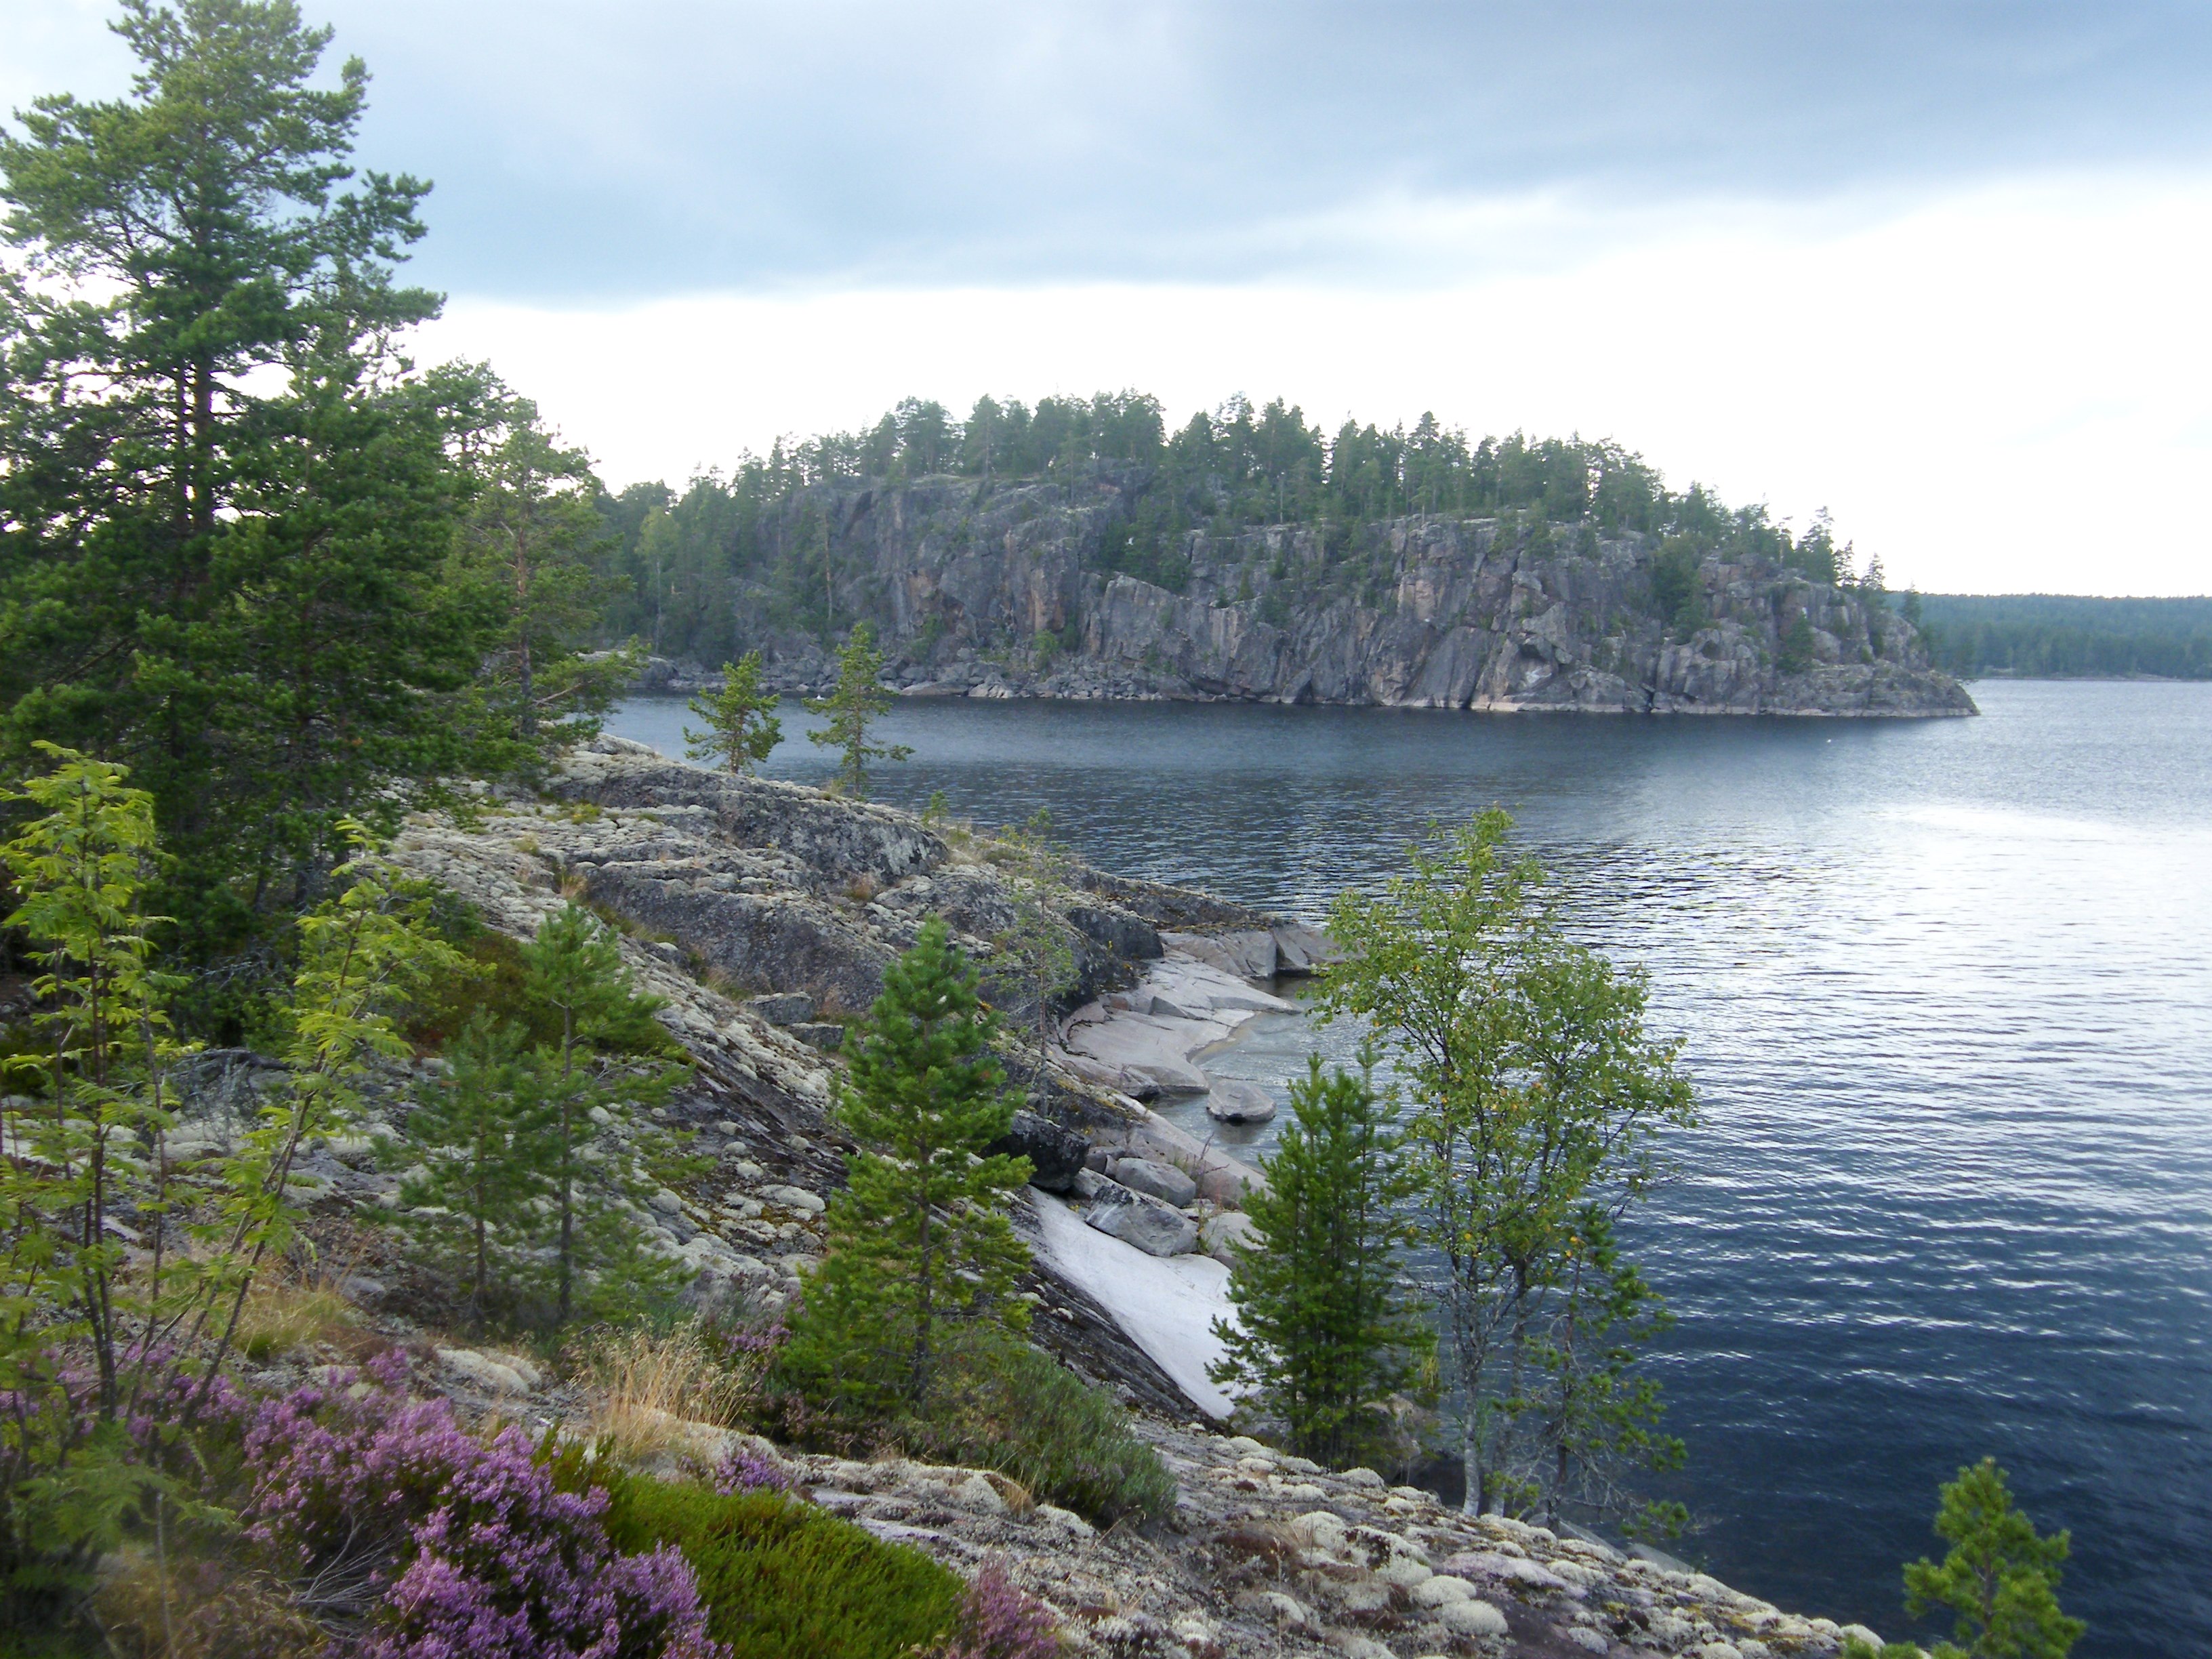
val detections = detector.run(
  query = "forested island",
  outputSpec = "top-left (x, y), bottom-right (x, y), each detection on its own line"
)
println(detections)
top-left (0, 6), bottom-right (2081, 1659)
top-left (587, 398), bottom-right (1972, 717)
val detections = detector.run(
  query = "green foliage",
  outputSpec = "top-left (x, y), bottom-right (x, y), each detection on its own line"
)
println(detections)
top-left (987, 811), bottom-right (1080, 1073)
top-left (1649, 536), bottom-right (1708, 630)
top-left (1210, 1054), bottom-right (1431, 1467)
top-left (1317, 812), bottom-right (1697, 1523)
top-left (598, 1471), bottom-right (964, 1659)
top-left (878, 1326), bottom-right (1176, 1525)
top-left (445, 398), bottom-right (638, 757)
top-left (1779, 613), bottom-right (1818, 675)
top-left (0, 1), bottom-right (532, 946)
top-left (513, 903), bottom-right (693, 1326)
top-left (0, 750), bottom-right (459, 1624)
top-left (388, 1012), bottom-right (552, 1326)
top-left (804, 624), bottom-right (911, 797)
top-left (684, 652), bottom-right (783, 774)
top-left (1902, 1458), bottom-right (2085, 1659)
top-left (778, 918), bottom-right (1030, 1411)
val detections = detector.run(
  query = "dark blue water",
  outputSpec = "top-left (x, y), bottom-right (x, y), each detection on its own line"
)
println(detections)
top-left (610, 683), bottom-right (2212, 1656)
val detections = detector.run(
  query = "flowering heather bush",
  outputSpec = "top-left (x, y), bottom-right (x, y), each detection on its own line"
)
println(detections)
top-left (235, 1354), bottom-right (724, 1658)
top-left (936, 1563), bottom-right (1061, 1659)
top-left (712, 1446), bottom-right (790, 1496)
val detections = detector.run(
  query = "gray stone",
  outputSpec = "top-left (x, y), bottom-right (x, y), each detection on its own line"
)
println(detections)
top-left (1109, 1156), bottom-right (1198, 1208)
top-left (1204, 1079), bottom-right (1276, 1124)
top-left (1200, 1210), bottom-right (1257, 1263)
top-left (1084, 1181), bottom-right (1199, 1256)
top-left (789, 1021), bottom-right (844, 1050)
top-left (1269, 921), bottom-right (1339, 972)
top-left (747, 992), bottom-right (815, 1025)
top-left (1071, 1168), bottom-right (1109, 1199)
top-left (986, 1109), bottom-right (1089, 1192)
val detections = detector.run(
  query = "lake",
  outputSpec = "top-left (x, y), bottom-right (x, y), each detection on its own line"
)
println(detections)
top-left (609, 681), bottom-right (2212, 1657)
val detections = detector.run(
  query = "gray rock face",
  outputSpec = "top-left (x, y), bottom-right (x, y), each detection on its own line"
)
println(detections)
top-left (788, 1022), bottom-right (844, 1051)
top-left (1204, 1080), bottom-right (1276, 1124)
top-left (987, 1109), bottom-right (1090, 1191)
top-left (1110, 1156), bottom-right (1200, 1207)
top-left (720, 476), bottom-right (1975, 718)
top-left (1084, 1181), bottom-right (1200, 1256)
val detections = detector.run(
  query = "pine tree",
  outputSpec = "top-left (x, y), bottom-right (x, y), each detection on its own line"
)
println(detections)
top-left (517, 903), bottom-right (690, 1324)
top-left (1210, 1054), bottom-right (1430, 1466)
top-left (804, 623), bottom-right (910, 796)
top-left (684, 651), bottom-right (783, 774)
top-left (1902, 1459), bottom-right (2085, 1659)
top-left (388, 1012), bottom-right (552, 1327)
top-left (782, 918), bottom-right (1032, 1410)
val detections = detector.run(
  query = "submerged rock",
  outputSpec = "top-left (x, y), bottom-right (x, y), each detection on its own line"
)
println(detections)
top-left (1204, 1080), bottom-right (1276, 1124)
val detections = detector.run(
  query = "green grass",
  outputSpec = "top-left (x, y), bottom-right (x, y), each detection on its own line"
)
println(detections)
top-left (600, 1475), bottom-right (965, 1659)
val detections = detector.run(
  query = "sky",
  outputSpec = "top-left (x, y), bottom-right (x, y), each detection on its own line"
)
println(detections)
top-left (6, 0), bottom-right (2211, 595)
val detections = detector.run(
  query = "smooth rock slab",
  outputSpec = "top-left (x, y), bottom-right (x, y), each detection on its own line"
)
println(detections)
top-left (1084, 1181), bottom-right (1199, 1256)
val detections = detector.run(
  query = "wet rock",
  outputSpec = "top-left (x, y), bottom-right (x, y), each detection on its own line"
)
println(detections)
top-left (1204, 1080), bottom-right (1276, 1124)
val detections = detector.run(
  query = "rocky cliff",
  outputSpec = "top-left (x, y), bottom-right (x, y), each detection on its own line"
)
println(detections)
top-left (724, 474), bottom-right (1974, 717)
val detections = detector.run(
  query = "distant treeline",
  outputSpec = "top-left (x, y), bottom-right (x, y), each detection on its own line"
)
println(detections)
top-left (1914, 594), bottom-right (2212, 680)
top-left (594, 391), bottom-right (1870, 661)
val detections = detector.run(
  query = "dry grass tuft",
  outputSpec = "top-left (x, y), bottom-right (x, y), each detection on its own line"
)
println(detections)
top-left (235, 1278), bottom-right (357, 1362)
top-left (94, 1548), bottom-right (327, 1659)
top-left (582, 1324), bottom-right (756, 1465)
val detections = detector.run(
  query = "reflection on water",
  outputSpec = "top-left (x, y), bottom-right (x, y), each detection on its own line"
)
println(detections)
top-left (610, 682), bottom-right (2212, 1656)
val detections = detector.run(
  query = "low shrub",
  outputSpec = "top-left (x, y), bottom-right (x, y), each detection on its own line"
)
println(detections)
top-left (756, 1321), bottom-right (1173, 1525)
top-left (598, 1473), bottom-right (963, 1659)
top-left (888, 1330), bottom-right (1174, 1525)
top-left (234, 1355), bottom-right (720, 1658)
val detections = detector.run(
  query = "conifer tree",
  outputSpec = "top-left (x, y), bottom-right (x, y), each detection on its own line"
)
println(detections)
top-left (1210, 1054), bottom-right (1430, 1466)
top-left (804, 623), bottom-right (910, 796)
top-left (782, 918), bottom-right (1031, 1410)
top-left (1902, 1459), bottom-right (2085, 1659)
top-left (388, 1012), bottom-right (551, 1327)
top-left (684, 651), bottom-right (783, 774)
top-left (518, 903), bottom-right (691, 1324)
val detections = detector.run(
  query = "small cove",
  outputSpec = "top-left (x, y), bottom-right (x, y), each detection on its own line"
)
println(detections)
top-left (610, 682), bottom-right (2212, 1656)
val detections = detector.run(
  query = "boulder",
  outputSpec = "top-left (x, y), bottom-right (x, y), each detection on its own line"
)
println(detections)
top-left (789, 1021), bottom-right (844, 1050)
top-left (1065, 903), bottom-right (1163, 963)
top-left (1109, 1156), bottom-right (1198, 1208)
top-left (1162, 928), bottom-right (1277, 980)
top-left (985, 1110), bottom-right (1089, 1192)
top-left (1204, 1080), bottom-right (1276, 1123)
top-left (747, 992), bottom-right (815, 1025)
top-left (1083, 1182), bottom-right (1199, 1256)
top-left (1270, 921), bottom-right (1339, 972)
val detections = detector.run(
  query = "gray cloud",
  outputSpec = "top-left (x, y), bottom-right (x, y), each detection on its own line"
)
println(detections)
top-left (15, 0), bottom-right (2212, 298)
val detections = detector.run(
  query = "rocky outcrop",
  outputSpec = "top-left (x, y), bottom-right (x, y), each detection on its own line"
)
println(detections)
top-left (719, 473), bottom-right (1974, 716)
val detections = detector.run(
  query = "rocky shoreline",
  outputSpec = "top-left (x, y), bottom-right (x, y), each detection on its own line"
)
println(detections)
top-left (166, 741), bottom-right (1925, 1656)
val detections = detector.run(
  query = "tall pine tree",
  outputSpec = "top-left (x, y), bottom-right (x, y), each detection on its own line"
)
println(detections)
top-left (1210, 1054), bottom-right (1429, 1466)
top-left (781, 918), bottom-right (1031, 1410)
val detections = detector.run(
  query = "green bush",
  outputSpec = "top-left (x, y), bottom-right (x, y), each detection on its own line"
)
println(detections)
top-left (873, 1328), bottom-right (1174, 1525)
top-left (600, 1474), bottom-right (964, 1659)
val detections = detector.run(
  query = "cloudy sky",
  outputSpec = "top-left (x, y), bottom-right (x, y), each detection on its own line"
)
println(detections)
top-left (8, 1), bottom-right (2211, 594)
